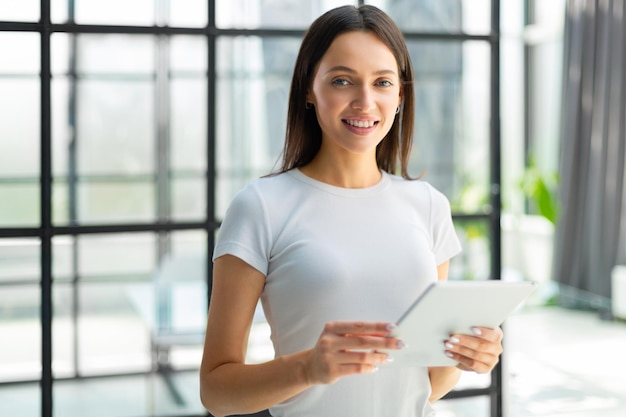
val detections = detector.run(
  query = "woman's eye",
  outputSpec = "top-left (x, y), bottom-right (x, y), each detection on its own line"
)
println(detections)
top-left (331, 79), bottom-right (350, 86)
top-left (377, 80), bottom-right (393, 87)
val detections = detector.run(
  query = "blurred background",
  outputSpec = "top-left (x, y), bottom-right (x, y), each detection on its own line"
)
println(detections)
top-left (1, 0), bottom-right (625, 416)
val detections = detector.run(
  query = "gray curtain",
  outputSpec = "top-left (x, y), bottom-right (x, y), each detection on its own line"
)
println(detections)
top-left (553, 0), bottom-right (626, 300)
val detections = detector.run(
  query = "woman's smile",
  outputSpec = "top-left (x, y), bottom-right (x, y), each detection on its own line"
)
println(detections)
top-left (342, 117), bottom-right (379, 134)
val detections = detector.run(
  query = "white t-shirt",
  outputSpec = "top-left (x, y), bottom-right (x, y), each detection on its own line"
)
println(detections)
top-left (213, 169), bottom-right (462, 417)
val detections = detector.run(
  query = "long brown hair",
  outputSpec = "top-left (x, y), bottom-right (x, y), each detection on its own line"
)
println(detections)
top-left (276, 4), bottom-right (415, 178)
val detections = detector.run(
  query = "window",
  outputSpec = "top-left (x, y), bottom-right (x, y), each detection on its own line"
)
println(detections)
top-left (0, 1), bottom-right (502, 416)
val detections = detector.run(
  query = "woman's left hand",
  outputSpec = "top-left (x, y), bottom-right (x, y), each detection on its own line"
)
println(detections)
top-left (443, 327), bottom-right (504, 374)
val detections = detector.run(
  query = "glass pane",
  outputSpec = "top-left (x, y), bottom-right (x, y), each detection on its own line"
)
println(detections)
top-left (451, 219), bottom-right (491, 281)
top-left (169, 0), bottom-right (208, 27)
top-left (0, 183), bottom-right (40, 228)
top-left (0, 238), bottom-right (40, 283)
top-left (52, 76), bottom-right (71, 178)
top-left (170, 36), bottom-right (207, 73)
top-left (216, 36), bottom-right (300, 217)
top-left (52, 181), bottom-right (70, 225)
top-left (171, 178), bottom-right (206, 222)
top-left (0, 285), bottom-right (41, 382)
top-left (53, 284), bottom-right (76, 378)
top-left (171, 230), bottom-right (207, 257)
top-left (53, 372), bottom-right (203, 417)
top-left (0, 35), bottom-right (40, 208)
top-left (76, 35), bottom-right (155, 75)
top-left (0, 382), bottom-right (40, 417)
top-left (47, 230), bottom-right (208, 415)
top-left (408, 41), bottom-right (491, 214)
top-left (53, 236), bottom-right (74, 283)
top-left (372, 0), bottom-right (491, 34)
top-left (152, 231), bottom-right (207, 371)
top-left (529, 42), bottom-right (562, 173)
top-left (51, 0), bottom-right (68, 23)
top-left (77, 181), bottom-right (155, 224)
top-left (170, 78), bottom-right (207, 172)
top-left (77, 233), bottom-right (155, 279)
top-left (216, 0), bottom-right (351, 29)
top-left (0, 79), bottom-right (40, 176)
top-left (151, 252), bottom-right (207, 335)
top-left (76, 80), bottom-right (154, 176)
top-left (0, 33), bottom-right (40, 74)
top-left (70, 0), bottom-right (155, 26)
top-left (77, 282), bottom-right (151, 375)
top-left (51, 33), bottom-right (71, 75)
top-left (500, 0), bottom-right (525, 217)
top-left (0, 1), bottom-right (39, 21)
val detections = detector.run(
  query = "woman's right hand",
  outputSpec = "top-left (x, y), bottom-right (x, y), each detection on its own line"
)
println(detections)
top-left (304, 321), bottom-right (405, 384)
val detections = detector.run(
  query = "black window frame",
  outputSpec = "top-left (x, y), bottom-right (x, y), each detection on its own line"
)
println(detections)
top-left (0, 0), bottom-right (502, 416)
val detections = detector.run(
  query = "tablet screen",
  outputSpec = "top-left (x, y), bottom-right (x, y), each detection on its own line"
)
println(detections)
top-left (384, 280), bottom-right (537, 367)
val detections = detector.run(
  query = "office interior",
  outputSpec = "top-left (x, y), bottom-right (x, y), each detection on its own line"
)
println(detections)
top-left (1, 0), bottom-right (625, 416)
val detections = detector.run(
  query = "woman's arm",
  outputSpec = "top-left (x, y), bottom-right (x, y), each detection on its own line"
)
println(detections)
top-left (200, 255), bottom-right (402, 416)
top-left (200, 255), bottom-right (310, 416)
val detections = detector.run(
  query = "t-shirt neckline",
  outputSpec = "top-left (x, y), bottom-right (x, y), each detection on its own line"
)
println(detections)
top-left (287, 168), bottom-right (390, 198)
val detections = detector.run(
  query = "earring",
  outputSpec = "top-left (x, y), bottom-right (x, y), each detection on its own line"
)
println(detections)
top-left (305, 102), bottom-right (313, 110)
top-left (395, 106), bottom-right (400, 114)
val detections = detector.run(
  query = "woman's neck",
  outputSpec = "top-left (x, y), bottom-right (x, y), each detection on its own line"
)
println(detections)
top-left (299, 152), bottom-right (382, 189)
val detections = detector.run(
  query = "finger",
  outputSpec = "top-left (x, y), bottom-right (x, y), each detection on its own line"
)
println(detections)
top-left (447, 349), bottom-right (499, 374)
top-left (445, 335), bottom-right (503, 356)
top-left (338, 349), bottom-right (392, 366)
top-left (335, 362), bottom-right (380, 377)
top-left (343, 333), bottom-right (406, 351)
top-left (445, 344), bottom-right (498, 367)
top-left (325, 321), bottom-right (396, 336)
top-left (443, 336), bottom-right (502, 373)
top-left (457, 326), bottom-right (503, 342)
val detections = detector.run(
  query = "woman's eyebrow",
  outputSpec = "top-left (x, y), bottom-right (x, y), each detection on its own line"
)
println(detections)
top-left (325, 65), bottom-right (397, 76)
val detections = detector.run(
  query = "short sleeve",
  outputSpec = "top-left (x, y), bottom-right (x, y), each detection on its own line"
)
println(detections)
top-left (427, 184), bottom-right (462, 265)
top-left (212, 183), bottom-right (272, 276)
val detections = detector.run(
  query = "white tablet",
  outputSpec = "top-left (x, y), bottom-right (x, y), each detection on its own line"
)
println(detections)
top-left (384, 280), bottom-right (537, 367)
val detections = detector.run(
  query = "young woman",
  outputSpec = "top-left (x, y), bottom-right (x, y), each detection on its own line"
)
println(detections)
top-left (200, 5), bottom-right (503, 417)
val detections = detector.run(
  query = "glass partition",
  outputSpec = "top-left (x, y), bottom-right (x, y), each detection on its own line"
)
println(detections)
top-left (0, 32), bottom-right (41, 228)
top-left (0, 1), bottom-right (502, 416)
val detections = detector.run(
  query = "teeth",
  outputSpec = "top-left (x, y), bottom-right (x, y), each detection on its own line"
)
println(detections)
top-left (345, 119), bottom-right (376, 128)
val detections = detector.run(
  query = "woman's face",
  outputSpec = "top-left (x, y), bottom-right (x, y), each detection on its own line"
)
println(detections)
top-left (307, 30), bottom-right (402, 157)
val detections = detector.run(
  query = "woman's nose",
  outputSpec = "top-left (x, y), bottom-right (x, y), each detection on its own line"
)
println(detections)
top-left (351, 86), bottom-right (375, 112)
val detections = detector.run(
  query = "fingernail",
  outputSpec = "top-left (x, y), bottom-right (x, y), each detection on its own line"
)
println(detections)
top-left (445, 351), bottom-right (454, 358)
top-left (450, 337), bottom-right (460, 344)
top-left (472, 327), bottom-right (483, 336)
top-left (396, 340), bottom-right (407, 349)
top-left (386, 323), bottom-right (397, 331)
top-left (444, 342), bottom-right (455, 349)
top-left (385, 355), bottom-right (394, 363)
top-left (371, 366), bottom-right (379, 373)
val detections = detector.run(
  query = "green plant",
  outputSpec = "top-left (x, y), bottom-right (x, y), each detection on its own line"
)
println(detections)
top-left (519, 158), bottom-right (559, 225)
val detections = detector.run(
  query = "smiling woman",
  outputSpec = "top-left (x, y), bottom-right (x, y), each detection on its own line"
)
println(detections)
top-left (199, 4), bottom-right (503, 417)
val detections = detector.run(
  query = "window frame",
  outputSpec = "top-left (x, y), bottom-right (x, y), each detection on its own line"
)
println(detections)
top-left (0, 1), bottom-right (503, 416)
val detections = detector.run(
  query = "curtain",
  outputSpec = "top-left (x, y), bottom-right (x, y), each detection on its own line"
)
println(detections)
top-left (553, 0), bottom-right (626, 300)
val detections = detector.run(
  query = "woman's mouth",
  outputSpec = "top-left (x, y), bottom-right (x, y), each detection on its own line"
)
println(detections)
top-left (342, 119), bottom-right (378, 128)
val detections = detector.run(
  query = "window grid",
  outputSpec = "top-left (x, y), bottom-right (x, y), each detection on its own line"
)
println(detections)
top-left (0, 1), bottom-right (502, 416)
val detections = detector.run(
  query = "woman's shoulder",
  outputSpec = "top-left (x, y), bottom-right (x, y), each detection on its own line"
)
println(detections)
top-left (231, 170), bottom-right (303, 206)
top-left (386, 172), bottom-right (436, 193)
top-left (386, 173), bottom-right (451, 205)
top-left (245, 170), bottom-right (301, 194)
